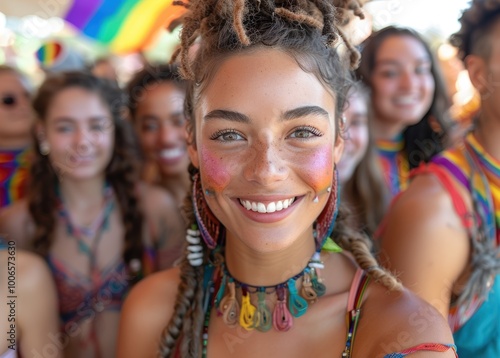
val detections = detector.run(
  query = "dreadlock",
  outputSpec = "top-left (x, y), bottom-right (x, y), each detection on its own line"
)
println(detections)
top-left (450, 0), bottom-right (500, 61)
top-left (159, 1), bottom-right (401, 356)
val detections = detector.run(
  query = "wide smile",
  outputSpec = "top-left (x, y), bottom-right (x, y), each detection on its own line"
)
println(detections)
top-left (238, 197), bottom-right (296, 213)
top-left (234, 195), bottom-right (303, 224)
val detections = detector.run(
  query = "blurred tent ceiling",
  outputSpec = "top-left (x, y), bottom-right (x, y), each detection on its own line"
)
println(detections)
top-left (0, 0), bottom-right (187, 53)
top-left (0, 0), bottom-right (471, 55)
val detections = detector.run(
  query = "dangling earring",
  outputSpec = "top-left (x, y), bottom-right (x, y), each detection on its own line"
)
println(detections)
top-left (192, 172), bottom-right (221, 249)
top-left (314, 168), bottom-right (339, 250)
top-left (39, 141), bottom-right (50, 156)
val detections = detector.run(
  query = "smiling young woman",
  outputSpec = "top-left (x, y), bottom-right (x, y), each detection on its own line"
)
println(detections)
top-left (126, 64), bottom-right (191, 209)
top-left (357, 27), bottom-right (453, 199)
top-left (117, 1), bottom-right (457, 357)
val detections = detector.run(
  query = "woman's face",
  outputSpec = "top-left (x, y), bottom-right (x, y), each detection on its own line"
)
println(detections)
top-left (41, 87), bottom-right (115, 181)
top-left (189, 49), bottom-right (343, 252)
top-left (370, 35), bottom-right (435, 128)
top-left (337, 91), bottom-right (369, 184)
top-left (0, 71), bottom-right (33, 145)
top-left (134, 83), bottom-right (189, 178)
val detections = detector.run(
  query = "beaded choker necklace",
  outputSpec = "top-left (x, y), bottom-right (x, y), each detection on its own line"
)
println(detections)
top-left (205, 250), bottom-right (325, 331)
top-left (185, 225), bottom-right (343, 357)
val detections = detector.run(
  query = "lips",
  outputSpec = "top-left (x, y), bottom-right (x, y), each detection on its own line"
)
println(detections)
top-left (238, 197), bottom-right (296, 213)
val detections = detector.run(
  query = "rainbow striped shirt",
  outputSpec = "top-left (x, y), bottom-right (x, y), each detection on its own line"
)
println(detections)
top-left (0, 147), bottom-right (31, 208)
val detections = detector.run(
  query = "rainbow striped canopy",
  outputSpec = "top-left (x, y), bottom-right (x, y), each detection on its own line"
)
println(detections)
top-left (63, 0), bottom-right (186, 53)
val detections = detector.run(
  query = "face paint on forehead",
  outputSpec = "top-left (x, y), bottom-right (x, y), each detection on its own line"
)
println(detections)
top-left (199, 145), bottom-right (232, 192)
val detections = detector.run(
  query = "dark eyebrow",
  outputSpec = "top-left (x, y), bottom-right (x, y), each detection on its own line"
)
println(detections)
top-left (204, 109), bottom-right (249, 123)
top-left (282, 106), bottom-right (330, 121)
top-left (204, 106), bottom-right (329, 123)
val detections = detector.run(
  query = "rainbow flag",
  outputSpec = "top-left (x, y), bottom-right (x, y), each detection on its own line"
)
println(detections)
top-left (63, 0), bottom-right (187, 53)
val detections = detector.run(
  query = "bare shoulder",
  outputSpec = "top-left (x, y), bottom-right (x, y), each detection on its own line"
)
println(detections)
top-left (357, 284), bottom-right (455, 357)
top-left (379, 173), bottom-right (469, 264)
top-left (387, 173), bottom-right (464, 226)
top-left (378, 174), bottom-right (470, 317)
top-left (117, 267), bottom-right (181, 358)
top-left (16, 250), bottom-right (52, 289)
top-left (0, 200), bottom-right (33, 248)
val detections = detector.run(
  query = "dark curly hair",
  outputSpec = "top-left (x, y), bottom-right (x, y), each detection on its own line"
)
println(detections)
top-left (158, 1), bottom-right (402, 356)
top-left (29, 71), bottom-right (144, 279)
top-left (357, 26), bottom-right (453, 169)
top-left (450, 0), bottom-right (500, 61)
top-left (126, 63), bottom-right (187, 119)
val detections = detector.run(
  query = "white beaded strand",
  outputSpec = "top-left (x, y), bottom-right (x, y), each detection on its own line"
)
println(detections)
top-left (186, 227), bottom-right (204, 266)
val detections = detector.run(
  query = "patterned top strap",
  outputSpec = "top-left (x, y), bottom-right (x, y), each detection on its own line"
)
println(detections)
top-left (342, 268), bottom-right (370, 357)
top-left (384, 343), bottom-right (458, 357)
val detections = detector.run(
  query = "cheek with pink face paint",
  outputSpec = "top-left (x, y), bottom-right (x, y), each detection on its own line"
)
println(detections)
top-left (294, 144), bottom-right (334, 193)
top-left (199, 145), bottom-right (232, 192)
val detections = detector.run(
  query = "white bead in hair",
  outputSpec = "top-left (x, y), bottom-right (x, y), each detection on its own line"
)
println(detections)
top-left (186, 226), bottom-right (204, 266)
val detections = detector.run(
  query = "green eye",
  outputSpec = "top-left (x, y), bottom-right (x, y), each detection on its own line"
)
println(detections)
top-left (288, 126), bottom-right (323, 139)
top-left (210, 129), bottom-right (245, 142)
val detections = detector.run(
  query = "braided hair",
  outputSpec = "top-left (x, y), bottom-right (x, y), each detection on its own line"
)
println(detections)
top-left (159, 1), bottom-right (401, 356)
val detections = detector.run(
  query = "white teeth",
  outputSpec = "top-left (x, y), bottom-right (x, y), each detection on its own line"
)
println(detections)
top-left (257, 203), bottom-right (266, 213)
top-left (160, 148), bottom-right (183, 159)
top-left (267, 202), bottom-right (276, 213)
top-left (239, 197), bottom-right (296, 213)
top-left (395, 97), bottom-right (416, 105)
top-left (276, 201), bottom-right (283, 211)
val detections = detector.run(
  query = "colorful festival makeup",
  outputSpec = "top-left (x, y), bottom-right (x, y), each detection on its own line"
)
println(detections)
top-left (295, 144), bottom-right (334, 197)
top-left (199, 145), bottom-right (232, 193)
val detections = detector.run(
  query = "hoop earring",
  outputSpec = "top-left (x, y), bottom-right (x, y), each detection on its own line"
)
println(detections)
top-left (192, 172), bottom-right (221, 249)
top-left (39, 141), bottom-right (50, 156)
top-left (314, 168), bottom-right (339, 250)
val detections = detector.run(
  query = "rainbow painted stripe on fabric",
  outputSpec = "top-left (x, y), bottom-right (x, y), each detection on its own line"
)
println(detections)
top-left (436, 133), bottom-right (500, 245)
top-left (466, 134), bottom-right (500, 243)
top-left (0, 148), bottom-right (30, 208)
top-left (376, 136), bottom-right (409, 197)
top-left (63, 0), bottom-right (187, 53)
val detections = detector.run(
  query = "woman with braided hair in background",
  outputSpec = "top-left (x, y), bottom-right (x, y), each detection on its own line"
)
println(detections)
top-left (378, 1), bottom-right (500, 356)
top-left (117, 1), bottom-right (457, 357)
top-left (0, 71), bottom-right (184, 358)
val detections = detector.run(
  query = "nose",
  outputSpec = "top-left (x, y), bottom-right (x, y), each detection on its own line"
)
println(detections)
top-left (75, 128), bottom-right (92, 154)
top-left (159, 122), bottom-right (178, 146)
top-left (243, 137), bottom-right (289, 185)
top-left (399, 71), bottom-right (418, 91)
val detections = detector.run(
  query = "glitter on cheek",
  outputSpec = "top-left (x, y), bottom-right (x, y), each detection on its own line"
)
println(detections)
top-left (199, 145), bottom-right (232, 193)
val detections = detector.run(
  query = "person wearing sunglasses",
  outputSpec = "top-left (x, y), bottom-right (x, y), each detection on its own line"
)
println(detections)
top-left (0, 65), bottom-right (33, 208)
